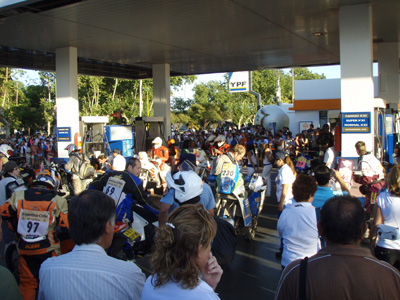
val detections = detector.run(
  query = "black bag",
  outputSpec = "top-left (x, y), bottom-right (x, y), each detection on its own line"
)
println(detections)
top-left (212, 216), bottom-right (237, 265)
top-left (359, 184), bottom-right (370, 195)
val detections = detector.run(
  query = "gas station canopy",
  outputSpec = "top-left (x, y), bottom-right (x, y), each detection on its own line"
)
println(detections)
top-left (0, 0), bottom-right (399, 79)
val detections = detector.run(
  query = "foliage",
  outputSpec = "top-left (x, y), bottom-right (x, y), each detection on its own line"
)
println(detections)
top-left (0, 66), bottom-right (325, 134)
top-left (171, 97), bottom-right (194, 113)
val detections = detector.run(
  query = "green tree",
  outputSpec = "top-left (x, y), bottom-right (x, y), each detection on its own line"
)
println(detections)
top-left (171, 97), bottom-right (194, 113)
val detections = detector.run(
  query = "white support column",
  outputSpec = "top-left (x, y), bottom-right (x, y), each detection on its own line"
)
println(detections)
top-left (339, 4), bottom-right (374, 157)
top-left (56, 47), bottom-right (79, 158)
top-left (378, 42), bottom-right (400, 111)
top-left (152, 63), bottom-right (171, 141)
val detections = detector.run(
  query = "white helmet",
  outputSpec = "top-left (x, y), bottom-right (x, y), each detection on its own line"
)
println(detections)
top-left (152, 137), bottom-right (162, 149)
top-left (206, 134), bottom-right (216, 144)
top-left (166, 170), bottom-right (203, 204)
top-left (214, 135), bottom-right (226, 147)
top-left (138, 151), bottom-right (149, 162)
top-left (0, 144), bottom-right (13, 158)
top-left (64, 143), bottom-right (77, 155)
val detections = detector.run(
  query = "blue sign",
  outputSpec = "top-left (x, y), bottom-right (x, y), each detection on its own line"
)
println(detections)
top-left (341, 112), bottom-right (371, 133)
top-left (56, 127), bottom-right (71, 141)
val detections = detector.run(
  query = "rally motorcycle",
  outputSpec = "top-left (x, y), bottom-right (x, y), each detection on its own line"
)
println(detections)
top-left (110, 207), bottom-right (158, 261)
top-left (138, 152), bottom-right (163, 191)
top-left (210, 162), bottom-right (267, 240)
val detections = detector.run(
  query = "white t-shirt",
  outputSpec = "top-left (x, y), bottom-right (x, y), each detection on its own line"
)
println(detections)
top-left (358, 153), bottom-right (384, 179)
top-left (376, 190), bottom-right (400, 250)
top-left (323, 147), bottom-right (336, 170)
top-left (275, 164), bottom-right (296, 205)
top-left (277, 202), bottom-right (320, 267)
top-left (141, 275), bottom-right (220, 300)
top-left (112, 154), bottom-right (126, 171)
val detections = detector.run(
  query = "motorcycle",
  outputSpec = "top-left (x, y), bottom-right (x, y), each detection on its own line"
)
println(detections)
top-left (138, 151), bottom-right (165, 193)
top-left (190, 148), bottom-right (211, 182)
top-left (213, 161), bottom-right (267, 240)
top-left (110, 205), bottom-right (158, 260)
top-left (295, 153), bottom-right (312, 174)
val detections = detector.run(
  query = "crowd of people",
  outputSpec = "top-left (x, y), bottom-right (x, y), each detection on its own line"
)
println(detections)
top-left (1, 121), bottom-right (400, 299)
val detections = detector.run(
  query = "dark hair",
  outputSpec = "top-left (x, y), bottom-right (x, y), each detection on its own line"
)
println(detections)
top-left (126, 157), bottom-right (139, 170)
top-left (292, 174), bottom-right (317, 202)
top-left (314, 165), bottom-right (331, 186)
top-left (68, 190), bottom-right (116, 245)
top-left (320, 195), bottom-right (365, 245)
top-left (182, 140), bottom-right (190, 150)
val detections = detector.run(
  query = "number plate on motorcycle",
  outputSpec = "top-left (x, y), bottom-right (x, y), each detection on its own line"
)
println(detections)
top-left (296, 161), bottom-right (306, 168)
top-left (123, 228), bottom-right (140, 241)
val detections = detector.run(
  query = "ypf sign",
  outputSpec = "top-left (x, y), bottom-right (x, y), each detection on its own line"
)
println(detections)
top-left (229, 71), bottom-right (249, 93)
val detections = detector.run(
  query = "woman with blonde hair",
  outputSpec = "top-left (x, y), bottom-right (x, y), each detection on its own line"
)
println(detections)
top-left (141, 204), bottom-right (223, 300)
top-left (370, 165), bottom-right (400, 270)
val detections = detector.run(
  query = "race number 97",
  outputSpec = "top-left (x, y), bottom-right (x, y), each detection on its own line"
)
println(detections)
top-left (27, 221), bottom-right (39, 233)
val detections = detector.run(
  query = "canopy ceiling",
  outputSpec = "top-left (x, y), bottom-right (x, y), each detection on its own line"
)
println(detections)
top-left (0, 0), bottom-right (399, 79)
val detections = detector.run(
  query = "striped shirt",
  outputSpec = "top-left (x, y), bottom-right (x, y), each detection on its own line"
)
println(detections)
top-left (38, 243), bottom-right (146, 300)
top-left (275, 246), bottom-right (400, 300)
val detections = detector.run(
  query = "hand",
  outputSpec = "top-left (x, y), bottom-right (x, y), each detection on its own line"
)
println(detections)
top-left (200, 253), bottom-right (223, 291)
top-left (332, 169), bottom-right (341, 180)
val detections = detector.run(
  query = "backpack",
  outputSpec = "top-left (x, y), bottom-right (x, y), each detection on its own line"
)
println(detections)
top-left (72, 153), bottom-right (96, 180)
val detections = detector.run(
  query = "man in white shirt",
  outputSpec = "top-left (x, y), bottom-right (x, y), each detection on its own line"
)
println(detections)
top-left (111, 148), bottom-right (126, 171)
top-left (321, 140), bottom-right (336, 170)
top-left (38, 190), bottom-right (145, 300)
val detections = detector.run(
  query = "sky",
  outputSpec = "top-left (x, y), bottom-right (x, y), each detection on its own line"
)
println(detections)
top-left (17, 63), bottom-right (379, 99)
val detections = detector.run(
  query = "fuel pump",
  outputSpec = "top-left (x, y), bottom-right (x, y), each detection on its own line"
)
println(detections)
top-left (133, 116), bottom-right (166, 153)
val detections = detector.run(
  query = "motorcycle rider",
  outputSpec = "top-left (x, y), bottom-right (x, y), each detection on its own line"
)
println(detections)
top-left (0, 144), bottom-right (13, 173)
top-left (210, 135), bottom-right (230, 157)
top-left (150, 137), bottom-right (169, 191)
top-left (158, 154), bottom-right (216, 227)
top-left (90, 157), bottom-right (158, 222)
top-left (167, 139), bottom-right (179, 171)
top-left (212, 144), bottom-right (246, 176)
top-left (0, 160), bottom-right (27, 206)
top-left (64, 144), bottom-right (86, 196)
top-left (150, 137), bottom-right (169, 170)
top-left (89, 158), bottom-right (159, 256)
top-left (0, 167), bottom-right (68, 300)
top-left (0, 160), bottom-right (28, 261)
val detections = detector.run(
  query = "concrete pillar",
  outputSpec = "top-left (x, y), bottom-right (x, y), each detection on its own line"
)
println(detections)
top-left (339, 4), bottom-right (374, 157)
top-left (56, 47), bottom-right (79, 158)
top-left (378, 42), bottom-right (400, 111)
top-left (152, 63), bottom-right (171, 141)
